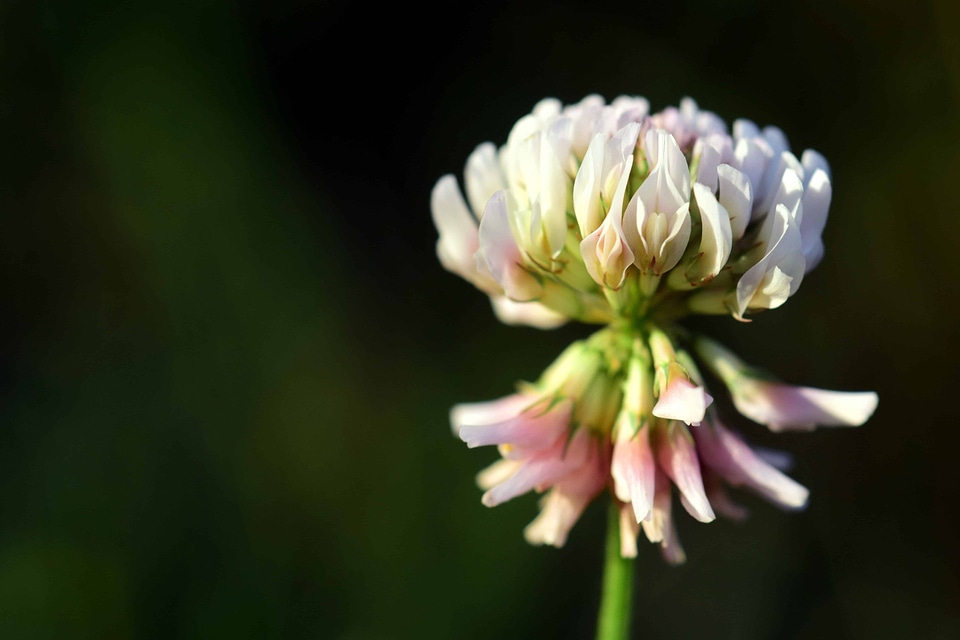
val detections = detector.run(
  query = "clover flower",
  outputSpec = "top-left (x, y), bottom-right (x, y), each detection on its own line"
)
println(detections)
top-left (432, 95), bottom-right (878, 567)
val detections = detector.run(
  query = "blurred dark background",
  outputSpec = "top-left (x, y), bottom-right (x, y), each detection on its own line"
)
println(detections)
top-left (1, 0), bottom-right (958, 637)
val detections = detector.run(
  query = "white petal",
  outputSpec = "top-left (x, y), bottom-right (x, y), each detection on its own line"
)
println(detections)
top-left (693, 138), bottom-right (721, 192)
top-left (573, 134), bottom-right (605, 236)
top-left (734, 205), bottom-right (804, 317)
top-left (717, 164), bottom-right (753, 240)
top-left (688, 183), bottom-right (732, 282)
top-left (801, 149), bottom-right (831, 181)
top-left (430, 175), bottom-right (480, 282)
top-left (489, 297), bottom-right (567, 329)
top-left (732, 380), bottom-right (879, 431)
top-left (800, 169), bottom-right (831, 272)
top-left (477, 192), bottom-right (543, 301)
top-left (464, 143), bottom-right (504, 219)
top-left (580, 156), bottom-right (636, 288)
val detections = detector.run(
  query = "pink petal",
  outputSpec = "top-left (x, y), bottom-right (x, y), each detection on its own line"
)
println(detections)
top-left (693, 421), bottom-right (809, 510)
top-left (450, 393), bottom-right (531, 436)
top-left (523, 441), bottom-right (607, 548)
top-left (481, 428), bottom-right (592, 507)
top-left (732, 379), bottom-right (879, 431)
top-left (654, 423), bottom-right (716, 523)
top-left (611, 420), bottom-right (655, 523)
top-left (653, 372), bottom-right (713, 426)
top-left (458, 397), bottom-right (571, 451)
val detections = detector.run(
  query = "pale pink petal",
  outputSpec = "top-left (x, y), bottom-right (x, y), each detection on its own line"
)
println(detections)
top-left (641, 467), bottom-right (671, 543)
top-left (659, 513), bottom-right (687, 566)
top-left (611, 420), bottom-right (655, 523)
top-left (523, 442), bottom-right (607, 548)
top-left (652, 371), bottom-right (713, 426)
top-left (641, 468), bottom-right (686, 564)
top-left (655, 423), bottom-right (716, 523)
top-left (731, 379), bottom-right (879, 431)
top-left (703, 474), bottom-right (750, 522)
top-left (481, 428), bottom-right (592, 507)
top-left (450, 394), bottom-right (531, 436)
top-left (694, 421), bottom-right (809, 510)
top-left (458, 398), bottom-right (572, 451)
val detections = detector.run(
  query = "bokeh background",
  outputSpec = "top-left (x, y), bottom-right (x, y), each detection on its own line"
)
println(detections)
top-left (1, 0), bottom-right (959, 637)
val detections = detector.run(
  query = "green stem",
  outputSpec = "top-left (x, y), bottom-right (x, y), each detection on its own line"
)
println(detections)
top-left (595, 498), bottom-right (635, 640)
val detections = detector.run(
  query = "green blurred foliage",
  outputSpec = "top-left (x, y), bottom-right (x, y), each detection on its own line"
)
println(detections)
top-left (0, 0), bottom-right (958, 638)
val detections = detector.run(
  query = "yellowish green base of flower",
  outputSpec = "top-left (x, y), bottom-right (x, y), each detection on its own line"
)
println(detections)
top-left (596, 498), bottom-right (634, 640)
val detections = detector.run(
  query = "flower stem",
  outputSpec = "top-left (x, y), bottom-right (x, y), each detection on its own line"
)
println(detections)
top-left (596, 498), bottom-right (635, 640)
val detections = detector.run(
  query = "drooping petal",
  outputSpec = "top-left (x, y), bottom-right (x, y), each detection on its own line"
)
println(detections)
top-left (523, 441), bottom-right (607, 548)
top-left (611, 418), bottom-right (656, 523)
top-left (450, 393), bottom-right (532, 436)
top-left (619, 502), bottom-right (640, 558)
top-left (654, 422), bottom-right (716, 523)
top-left (476, 459), bottom-right (523, 491)
top-left (694, 336), bottom-right (879, 431)
top-left (481, 428), bottom-right (592, 507)
top-left (694, 420), bottom-right (809, 509)
top-left (457, 397), bottom-right (572, 451)
top-left (703, 472), bottom-right (750, 521)
top-left (730, 379), bottom-right (879, 432)
top-left (641, 467), bottom-right (687, 565)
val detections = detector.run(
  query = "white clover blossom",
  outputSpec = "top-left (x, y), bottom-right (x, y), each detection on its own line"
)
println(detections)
top-left (432, 95), bottom-right (878, 563)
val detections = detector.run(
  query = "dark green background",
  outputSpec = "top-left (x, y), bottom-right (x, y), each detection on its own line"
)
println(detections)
top-left (1, 0), bottom-right (958, 637)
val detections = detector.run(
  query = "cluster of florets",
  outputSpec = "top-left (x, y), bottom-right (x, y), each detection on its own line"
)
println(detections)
top-left (432, 95), bottom-right (877, 561)
top-left (432, 95), bottom-right (832, 329)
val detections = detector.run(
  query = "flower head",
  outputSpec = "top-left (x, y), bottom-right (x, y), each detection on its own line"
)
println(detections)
top-left (435, 95), bottom-right (878, 561)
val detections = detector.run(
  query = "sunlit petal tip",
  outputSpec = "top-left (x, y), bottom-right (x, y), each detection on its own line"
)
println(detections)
top-left (733, 380), bottom-right (879, 430)
top-left (653, 376), bottom-right (714, 426)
